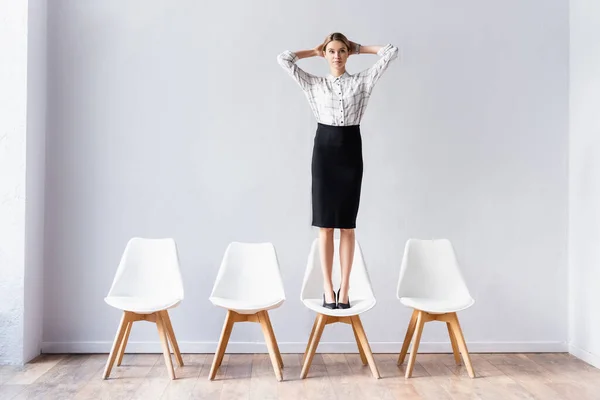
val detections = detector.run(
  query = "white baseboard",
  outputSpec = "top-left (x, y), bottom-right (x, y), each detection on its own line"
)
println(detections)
top-left (42, 341), bottom-right (567, 354)
top-left (569, 344), bottom-right (600, 369)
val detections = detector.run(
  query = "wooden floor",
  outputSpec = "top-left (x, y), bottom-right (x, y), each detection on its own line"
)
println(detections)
top-left (0, 353), bottom-right (598, 399)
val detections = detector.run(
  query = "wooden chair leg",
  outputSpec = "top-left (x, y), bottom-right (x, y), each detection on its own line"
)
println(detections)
top-left (258, 311), bottom-right (283, 381)
top-left (448, 313), bottom-right (475, 378)
top-left (263, 311), bottom-right (283, 369)
top-left (398, 309), bottom-right (418, 365)
top-left (447, 321), bottom-right (461, 365)
top-left (116, 320), bottom-right (132, 367)
top-left (160, 310), bottom-right (184, 367)
top-left (352, 320), bottom-right (368, 365)
top-left (405, 310), bottom-right (425, 378)
top-left (156, 312), bottom-right (176, 380)
top-left (302, 317), bottom-right (319, 366)
top-left (300, 314), bottom-right (327, 379)
top-left (350, 316), bottom-right (380, 379)
top-left (209, 310), bottom-right (235, 380)
top-left (103, 312), bottom-right (131, 379)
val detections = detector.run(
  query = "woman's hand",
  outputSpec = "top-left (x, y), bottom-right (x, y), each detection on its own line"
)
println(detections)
top-left (313, 43), bottom-right (324, 58)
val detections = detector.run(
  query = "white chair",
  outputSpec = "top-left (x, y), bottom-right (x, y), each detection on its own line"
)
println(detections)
top-left (300, 238), bottom-right (380, 379)
top-left (209, 242), bottom-right (286, 381)
top-left (396, 238), bottom-right (475, 378)
top-left (103, 237), bottom-right (184, 380)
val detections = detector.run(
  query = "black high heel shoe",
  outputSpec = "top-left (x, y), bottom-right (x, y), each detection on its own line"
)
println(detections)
top-left (337, 289), bottom-right (351, 309)
top-left (323, 291), bottom-right (337, 309)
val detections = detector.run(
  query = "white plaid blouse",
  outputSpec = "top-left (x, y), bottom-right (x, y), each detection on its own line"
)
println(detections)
top-left (277, 44), bottom-right (399, 126)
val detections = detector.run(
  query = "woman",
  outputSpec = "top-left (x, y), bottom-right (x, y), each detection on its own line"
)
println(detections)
top-left (278, 33), bottom-right (398, 309)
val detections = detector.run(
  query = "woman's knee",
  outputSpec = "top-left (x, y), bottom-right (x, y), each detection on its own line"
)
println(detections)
top-left (340, 228), bottom-right (355, 237)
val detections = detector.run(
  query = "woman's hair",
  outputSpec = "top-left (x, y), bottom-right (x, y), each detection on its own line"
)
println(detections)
top-left (321, 32), bottom-right (351, 53)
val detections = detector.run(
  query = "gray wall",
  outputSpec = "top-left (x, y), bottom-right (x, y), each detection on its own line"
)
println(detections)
top-left (43, 0), bottom-right (569, 353)
top-left (0, 0), bottom-right (47, 366)
top-left (0, 0), bottom-right (28, 365)
top-left (24, 0), bottom-right (47, 363)
top-left (569, 0), bottom-right (600, 368)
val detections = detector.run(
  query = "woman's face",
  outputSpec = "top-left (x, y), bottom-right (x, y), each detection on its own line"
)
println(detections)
top-left (324, 40), bottom-right (349, 73)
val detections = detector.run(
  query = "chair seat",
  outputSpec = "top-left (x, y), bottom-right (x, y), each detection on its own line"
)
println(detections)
top-left (104, 296), bottom-right (182, 314)
top-left (399, 297), bottom-right (474, 314)
top-left (209, 296), bottom-right (284, 314)
top-left (302, 298), bottom-right (376, 317)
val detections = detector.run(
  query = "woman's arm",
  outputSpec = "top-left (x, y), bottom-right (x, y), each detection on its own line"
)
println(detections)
top-left (353, 43), bottom-right (399, 89)
top-left (293, 48), bottom-right (321, 59)
top-left (277, 45), bottom-right (323, 91)
top-left (353, 44), bottom-right (384, 55)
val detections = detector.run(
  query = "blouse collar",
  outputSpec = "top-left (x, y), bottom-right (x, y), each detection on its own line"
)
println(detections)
top-left (327, 71), bottom-right (350, 81)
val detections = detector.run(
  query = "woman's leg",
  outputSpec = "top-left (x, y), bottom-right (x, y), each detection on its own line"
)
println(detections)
top-left (339, 228), bottom-right (355, 304)
top-left (319, 228), bottom-right (335, 303)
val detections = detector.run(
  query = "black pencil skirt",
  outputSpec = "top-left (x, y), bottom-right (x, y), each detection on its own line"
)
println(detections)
top-left (311, 123), bottom-right (363, 229)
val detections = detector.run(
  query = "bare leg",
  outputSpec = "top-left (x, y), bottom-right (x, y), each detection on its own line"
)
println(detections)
top-left (319, 228), bottom-right (335, 303)
top-left (339, 228), bottom-right (355, 304)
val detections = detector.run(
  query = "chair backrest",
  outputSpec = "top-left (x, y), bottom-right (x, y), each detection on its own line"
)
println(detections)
top-left (107, 237), bottom-right (184, 300)
top-left (397, 238), bottom-right (471, 302)
top-left (210, 242), bottom-right (285, 303)
top-left (300, 238), bottom-right (375, 301)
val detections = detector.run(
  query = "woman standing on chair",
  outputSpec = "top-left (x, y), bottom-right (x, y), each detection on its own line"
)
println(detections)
top-left (278, 33), bottom-right (399, 309)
